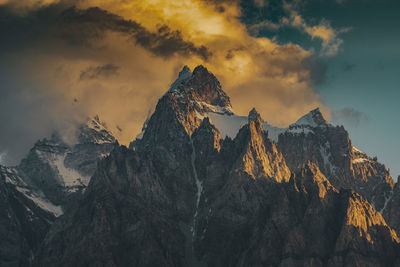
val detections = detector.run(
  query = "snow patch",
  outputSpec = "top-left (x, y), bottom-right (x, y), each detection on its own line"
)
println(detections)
top-left (286, 126), bottom-right (314, 136)
top-left (1, 166), bottom-right (63, 217)
top-left (169, 66), bottom-right (192, 94)
top-left (292, 112), bottom-right (318, 127)
top-left (53, 155), bottom-right (87, 186)
top-left (15, 186), bottom-right (63, 217)
top-left (36, 150), bottom-right (90, 188)
top-left (194, 101), bottom-right (233, 115)
top-left (380, 191), bottom-right (393, 213)
top-left (320, 141), bottom-right (335, 174)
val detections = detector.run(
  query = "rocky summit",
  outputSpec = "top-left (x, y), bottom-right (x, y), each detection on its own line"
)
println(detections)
top-left (1, 65), bottom-right (400, 267)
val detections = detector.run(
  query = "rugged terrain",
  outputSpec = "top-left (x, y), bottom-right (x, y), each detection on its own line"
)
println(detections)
top-left (1, 65), bottom-right (400, 266)
top-left (0, 116), bottom-right (117, 266)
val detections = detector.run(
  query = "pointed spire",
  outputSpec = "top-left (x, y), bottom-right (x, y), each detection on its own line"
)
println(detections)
top-left (179, 65), bottom-right (191, 77)
top-left (169, 66), bottom-right (192, 92)
top-left (309, 108), bottom-right (328, 125)
top-left (291, 107), bottom-right (328, 127)
top-left (189, 65), bottom-right (231, 108)
top-left (192, 65), bottom-right (209, 76)
top-left (248, 108), bottom-right (261, 123)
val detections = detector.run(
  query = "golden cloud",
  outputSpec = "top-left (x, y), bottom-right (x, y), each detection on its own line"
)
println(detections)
top-left (0, 0), bottom-right (330, 157)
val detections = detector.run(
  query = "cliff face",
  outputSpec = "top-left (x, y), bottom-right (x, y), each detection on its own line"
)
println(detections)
top-left (33, 66), bottom-right (400, 267)
top-left (277, 108), bottom-right (394, 212)
top-left (0, 166), bottom-right (59, 267)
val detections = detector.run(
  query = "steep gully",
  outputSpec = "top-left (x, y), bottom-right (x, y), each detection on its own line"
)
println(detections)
top-left (184, 136), bottom-right (205, 266)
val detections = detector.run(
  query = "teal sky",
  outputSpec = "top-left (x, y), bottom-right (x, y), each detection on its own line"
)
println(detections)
top-left (241, 0), bottom-right (400, 178)
top-left (314, 0), bottom-right (400, 179)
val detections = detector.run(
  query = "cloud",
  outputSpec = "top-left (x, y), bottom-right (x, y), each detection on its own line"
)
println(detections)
top-left (283, 1), bottom-right (352, 57)
top-left (249, 20), bottom-right (281, 33)
top-left (80, 64), bottom-right (119, 80)
top-left (0, 0), bottom-right (64, 15)
top-left (0, 0), bottom-right (60, 8)
top-left (248, 1), bottom-right (350, 57)
top-left (331, 108), bottom-right (368, 127)
top-left (54, 6), bottom-right (212, 60)
top-left (0, 0), bottom-right (329, 165)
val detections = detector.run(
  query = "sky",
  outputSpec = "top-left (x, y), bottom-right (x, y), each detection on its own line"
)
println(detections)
top-left (0, 0), bottom-right (398, 178)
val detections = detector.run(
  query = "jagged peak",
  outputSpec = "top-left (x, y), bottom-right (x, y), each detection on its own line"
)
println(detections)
top-left (343, 190), bottom-right (399, 242)
top-left (79, 115), bottom-right (116, 144)
top-left (169, 66), bottom-right (193, 93)
top-left (291, 107), bottom-right (328, 128)
top-left (297, 161), bottom-right (338, 198)
top-left (247, 108), bottom-right (264, 134)
top-left (302, 161), bottom-right (330, 184)
top-left (234, 109), bottom-right (290, 182)
top-left (192, 64), bottom-right (211, 76)
top-left (87, 115), bottom-right (109, 131)
top-left (195, 117), bottom-right (222, 138)
top-left (248, 108), bottom-right (261, 122)
top-left (192, 117), bottom-right (222, 152)
top-left (179, 65), bottom-right (191, 76)
top-left (167, 64), bottom-right (231, 109)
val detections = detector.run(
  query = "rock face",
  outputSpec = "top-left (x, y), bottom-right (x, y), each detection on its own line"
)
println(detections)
top-left (383, 178), bottom-right (400, 233)
top-left (278, 108), bottom-right (394, 212)
top-left (0, 116), bottom-right (117, 266)
top-left (0, 166), bottom-right (60, 267)
top-left (32, 66), bottom-right (400, 267)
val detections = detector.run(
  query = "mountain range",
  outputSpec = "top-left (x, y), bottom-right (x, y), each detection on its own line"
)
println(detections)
top-left (1, 65), bottom-right (400, 266)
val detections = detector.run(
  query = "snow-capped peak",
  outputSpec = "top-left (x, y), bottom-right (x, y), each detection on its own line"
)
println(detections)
top-left (169, 66), bottom-right (193, 94)
top-left (290, 108), bottom-right (328, 128)
top-left (79, 115), bottom-right (116, 144)
top-left (248, 108), bottom-right (261, 122)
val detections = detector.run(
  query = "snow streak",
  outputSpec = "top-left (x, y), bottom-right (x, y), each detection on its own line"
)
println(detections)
top-left (190, 137), bottom-right (203, 238)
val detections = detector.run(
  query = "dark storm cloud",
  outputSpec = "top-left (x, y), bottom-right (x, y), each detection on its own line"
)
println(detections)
top-left (332, 108), bottom-right (369, 127)
top-left (0, 5), bottom-right (211, 60)
top-left (80, 64), bottom-right (120, 80)
top-left (56, 7), bottom-right (211, 60)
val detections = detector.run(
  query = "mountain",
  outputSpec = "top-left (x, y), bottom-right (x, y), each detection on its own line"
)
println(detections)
top-left (278, 108), bottom-right (394, 212)
top-left (29, 65), bottom-right (400, 266)
top-left (0, 166), bottom-right (61, 266)
top-left (19, 116), bottom-right (117, 204)
top-left (0, 116), bottom-right (117, 266)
